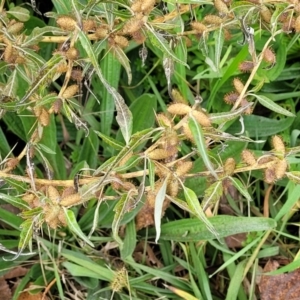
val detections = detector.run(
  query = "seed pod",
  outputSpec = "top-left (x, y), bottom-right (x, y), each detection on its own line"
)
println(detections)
top-left (224, 157), bottom-right (236, 176)
top-left (15, 56), bottom-right (26, 64)
top-left (204, 15), bottom-right (223, 25)
top-left (241, 149), bottom-right (256, 166)
top-left (283, 17), bottom-right (295, 33)
top-left (191, 21), bottom-right (207, 34)
top-left (167, 178), bottom-right (179, 197)
top-left (295, 15), bottom-right (300, 32)
top-left (3, 42), bottom-right (12, 63)
top-left (171, 89), bottom-right (187, 104)
top-left (131, 30), bottom-right (146, 44)
top-left (57, 209), bottom-right (67, 226)
top-left (233, 78), bottom-right (244, 94)
top-left (167, 103), bottom-right (191, 115)
top-left (224, 92), bottom-right (239, 105)
top-left (60, 193), bottom-right (81, 207)
top-left (156, 113), bottom-right (173, 128)
top-left (7, 22), bottom-right (24, 34)
top-left (56, 62), bottom-right (68, 73)
top-left (123, 18), bottom-right (143, 34)
top-left (22, 193), bottom-right (36, 205)
top-left (82, 19), bottom-right (96, 32)
top-left (52, 98), bottom-right (62, 114)
top-left (95, 26), bottom-right (108, 39)
top-left (62, 84), bottom-right (79, 99)
top-left (214, 0), bottom-right (229, 15)
top-left (240, 98), bottom-right (253, 115)
top-left (114, 35), bottom-right (129, 48)
top-left (61, 186), bottom-right (76, 199)
top-left (191, 110), bottom-right (211, 127)
top-left (223, 28), bottom-right (232, 41)
top-left (131, 0), bottom-right (142, 12)
top-left (176, 161), bottom-right (193, 177)
top-left (122, 181), bottom-right (136, 191)
top-left (33, 106), bottom-right (42, 117)
top-left (264, 166), bottom-right (276, 184)
top-left (263, 47), bottom-right (276, 64)
top-left (66, 47), bottom-right (79, 60)
top-left (271, 135), bottom-right (285, 156)
top-left (147, 148), bottom-right (171, 160)
top-left (260, 5), bottom-right (272, 23)
top-left (44, 204), bottom-right (60, 228)
top-left (47, 186), bottom-right (60, 203)
top-left (274, 159), bottom-right (288, 180)
top-left (182, 122), bottom-right (194, 141)
top-left (141, 0), bottom-right (155, 14)
top-left (239, 61), bottom-right (254, 73)
top-left (6, 158), bottom-right (19, 169)
top-left (56, 16), bottom-right (77, 31)
top-left (71, 68), bottom-right (83, 82)
top-left (39, 108), bottom-right (50, 126)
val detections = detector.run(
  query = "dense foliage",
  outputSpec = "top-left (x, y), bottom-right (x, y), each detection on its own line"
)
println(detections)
top-left (1, 0), bottom-right (300, 299)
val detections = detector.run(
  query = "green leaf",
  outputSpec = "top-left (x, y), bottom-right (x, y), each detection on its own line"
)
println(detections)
top-left (202, 181), bottom-right (223, 209)
top-left (94, 131), bottom-right (124, 151)
top-left (229, 177), bottom-right (252, 203)
top-left (7, 6), bottom-right (30, 21)
top-left (0, 193), bottom-right (30, 210)
top-left (154, 177), bottom-right (169, 243)
top-left (63, 208), bottom-right (94, 247)
top-left (112, 194), bottom-right (128, 248)
top-left (77, 131), bottom-right (99, 169)
top-left (225, 260), bottom-right (247, 300)
top-left (228, 114), bottom-right (294, 137)
top-left (61, 249), bottom-right (114, 281)
top-left (111, 46), bottom-right (132, 85)
top-left (24, 26), bottom-right (66, 46)
top-left (158, 216), bottom-right (277, 242)
top-left (210, 104), bottom-right (254, 125)
top-left (254, 94), bottom-right (295, 117)
top-left (183, 186), bottom-right (218, 239)
top-left (130, 94), bottom-right (157, 133)
top-left (188, 116), bottom-right (218, 179)
top-left (78, 31), bottom-right (132, 144)
top-left (146, 24), bottom-right (189, 67)
top-left (214, 27), bottom-right (224, 73)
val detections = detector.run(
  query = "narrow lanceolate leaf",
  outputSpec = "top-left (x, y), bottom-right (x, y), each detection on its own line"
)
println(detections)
top-left (63, 207), bottom-right (94, 247)
top-left (112, 194), bottom-right (129, 248)
top-left (78, 30), bottom-right (133, 144)
top-left (183, 186), bottom-right (219, 240)
top-left (214, 26), bottom-right (224, 73)
top-left (286, 171), bottom-right (300, 184)
top-left (154, 177), bottom-right (169, 243)
top-left (2, 69), bottom-right (18, 98)
top-left (210, 103), bottom-right (253, 124)
top-left (0, 193), bottom-right (30, 210)
top-left (188, 115), bottom-right (218, 179)
top-left (254, 94), bottom-right (295, 117)
top-left (229, 177), bottom-right (252, 203)
top-left (163, 56), bottom-right (174, 94)
top-left (24, 26), bottom-right (66, 46)
top-left (20, 54), bottom-right (63, 103)
top-left (159, 216), bottom-right (276, 242)
top-left (7, 6), bottom-right (30, 21)
top-left (202, 181), bottom-right (223, 210)
top-left (112, 46), bottom-right (132, 85)
top-left (4, 219), bottom-right (35, 261)
top-left (114, 91), bottom-right (133, 144)
top-left (145, 24), bottom-right (189, 67)
top-left (94, 130), bottom-right (124, 150)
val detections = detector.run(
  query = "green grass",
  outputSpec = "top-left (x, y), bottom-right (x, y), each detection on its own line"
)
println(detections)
top-left (1, 0), bottom-right (300, 299)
